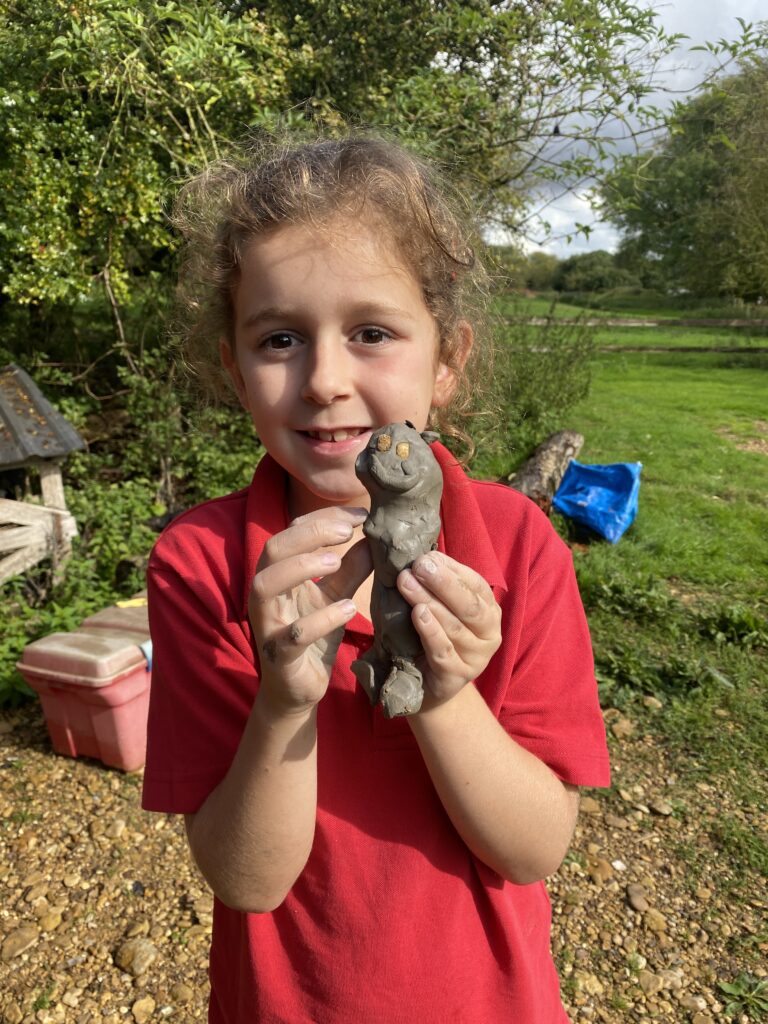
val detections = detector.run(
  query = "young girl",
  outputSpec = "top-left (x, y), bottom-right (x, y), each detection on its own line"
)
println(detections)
top-left (142, 134), bottom-right (610, 1023)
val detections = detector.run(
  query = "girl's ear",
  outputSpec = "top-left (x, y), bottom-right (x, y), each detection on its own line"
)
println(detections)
top-left (219, 338), bottom-right (248, 411)
top-left (432, 320), bottom-right (474, 409)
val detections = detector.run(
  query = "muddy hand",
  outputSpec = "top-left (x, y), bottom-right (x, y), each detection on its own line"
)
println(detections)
top-left (249, 507), bottom-right (372, 714)
top-left (397, 551), bottom-right (501, 706)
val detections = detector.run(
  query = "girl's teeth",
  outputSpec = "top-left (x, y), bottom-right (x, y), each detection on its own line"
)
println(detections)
top-left (312, 430), bottom-right (359, 441)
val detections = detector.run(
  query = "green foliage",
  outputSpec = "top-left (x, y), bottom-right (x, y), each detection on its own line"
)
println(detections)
top-left (719, 974), bottom-right (768, 1020)
top-left (0, 0), bottom-right (289, 310)
top-left (469, 313), bottom-right (595, 478)
top-left (602, 53), bottom-right (768, 299)
top-left (697, 603), bottom-right (768, 649)
top-left (553, 250), bottom-right (640, 293)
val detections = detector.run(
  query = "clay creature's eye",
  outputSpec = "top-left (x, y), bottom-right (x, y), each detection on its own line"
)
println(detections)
top-left (377, 434), bottom-right (392, 452)
top-left (395, 442), bottom-right (410, 459)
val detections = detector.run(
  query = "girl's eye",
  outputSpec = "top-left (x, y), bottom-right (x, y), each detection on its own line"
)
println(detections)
top-left (354, 327), bottom-right (392, 345)
top-left (262, 332), bottom-right (300, 351)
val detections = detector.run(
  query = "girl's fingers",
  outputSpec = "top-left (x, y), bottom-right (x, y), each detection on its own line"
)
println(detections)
top-left (401, 554), bottom-right (500, 639)
top-left (321, 537), bottom-right (373, 603)
top-left (251, 550), bottom-right (344, 609)
top-left (258, 507), bottom-right (367, 569)
top-left (260, 599), bottom-right (357, 668)
top-left (411, 603), bottom-right (460, 670)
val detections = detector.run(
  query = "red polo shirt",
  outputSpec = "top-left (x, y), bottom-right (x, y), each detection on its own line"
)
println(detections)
top-left (143, 443), bottom-right (610, 1024)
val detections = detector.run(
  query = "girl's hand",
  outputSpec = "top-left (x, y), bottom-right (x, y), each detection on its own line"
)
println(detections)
top-left (249, 507), bottom-right (372, 715)
top-left (397, 552), bottom-right (501, 707)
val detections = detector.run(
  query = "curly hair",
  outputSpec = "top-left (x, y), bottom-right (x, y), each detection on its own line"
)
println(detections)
top-left (172, 130), bottom-right (493, 454)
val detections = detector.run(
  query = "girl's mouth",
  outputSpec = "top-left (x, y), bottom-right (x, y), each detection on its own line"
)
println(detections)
top-left (303, 428), bottom-right (367, 442)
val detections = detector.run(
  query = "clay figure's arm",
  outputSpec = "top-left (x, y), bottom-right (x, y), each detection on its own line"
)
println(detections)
top-left (185, 508), bottom-right (371, 913)
top-left (398, 552), bottom-right (579, 884)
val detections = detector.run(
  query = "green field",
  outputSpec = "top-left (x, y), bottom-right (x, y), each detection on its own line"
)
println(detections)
top-left (594, 325), bottom-right (768, 349)
top-left (564, 351), bottom-right (768, 595)
top-left (538, 342), bottom-right (767, 866)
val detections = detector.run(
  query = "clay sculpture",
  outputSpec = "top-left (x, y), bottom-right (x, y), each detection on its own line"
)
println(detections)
top-left (351, 421), bottom-right (443, 717)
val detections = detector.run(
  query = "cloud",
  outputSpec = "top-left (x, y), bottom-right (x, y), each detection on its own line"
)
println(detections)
top-left (543, 1), bottom-right (767, 257)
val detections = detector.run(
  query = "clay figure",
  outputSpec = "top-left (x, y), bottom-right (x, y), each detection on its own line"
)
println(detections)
top-left (351, 421), bottom-right (443, 717)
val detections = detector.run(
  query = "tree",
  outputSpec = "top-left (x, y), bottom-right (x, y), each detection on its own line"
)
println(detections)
top-left (601, 53), bottom-right (768, 300)
top-left (0, 0), bottom-right (686, 340)
top-left (0, 1), bottom-right (290, 357)
top-left (553, 250), bottom-right (638, 293)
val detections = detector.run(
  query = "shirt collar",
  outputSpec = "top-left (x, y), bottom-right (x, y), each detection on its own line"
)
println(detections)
top-left (242, 442), bottom-right (508, 618)
top-left (431, 442), bottom-right (508, 599)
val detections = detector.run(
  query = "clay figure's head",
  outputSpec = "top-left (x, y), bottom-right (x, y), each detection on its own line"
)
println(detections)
top-left (356, 421), bottom-right (440, 496)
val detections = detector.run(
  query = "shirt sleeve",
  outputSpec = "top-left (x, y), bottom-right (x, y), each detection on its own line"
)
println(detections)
top-left (141, 554), bottom-right (258, 814)
top-left (494, 537), bottom-right (610, 788)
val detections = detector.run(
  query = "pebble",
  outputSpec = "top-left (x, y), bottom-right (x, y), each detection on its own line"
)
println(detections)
top-left (170, 983), bottom-right (194, 1004)
top-left (638, 970), bottom-right (664, 996)
top-left (115, 937), bottom-right (160, 977)
top-left (643, 696), bottom-right (663, 710)
top-left (626, 883), bottom-right (650, 913)
top-left (692, 1014), bottom-right (714, 1024)
top-left (587, 858), bottom-right (613, 884)
top-left (679, 992), bottom-right (708, 1011)
top-left (39, 910), bottom-right (63, 932)
top-left (610, 717), bottom-right (634, 739)
top-left (604, 813), bottom-right (630, 829)
top-left (580, 797), bottom-right (602, 814)
top-left (574, 971), bottom-right (605, 996)
top-left (1, 925), bottom-right (40, 960)
top-left (131, 995), bottom-right (156, 1023)
top-left (649, 798), bottom-right (674, 816)
top-left (105, 819), bottom-right (127, 840)
top-left (644, 908), bottom-right (668, 933)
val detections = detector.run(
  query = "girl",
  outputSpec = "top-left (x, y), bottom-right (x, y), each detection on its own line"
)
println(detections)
top-left (142, 134), bottom-right (610, 1023)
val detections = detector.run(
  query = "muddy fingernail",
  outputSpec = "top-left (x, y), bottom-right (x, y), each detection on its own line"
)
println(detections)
top-left (417, 557), bottom-right (437, 574)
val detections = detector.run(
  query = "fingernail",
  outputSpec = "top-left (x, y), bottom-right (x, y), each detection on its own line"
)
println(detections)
top-left (321, 552), bottom-right (340, 565)
top-left (340, 600), bottom-right (356, 617)
top-left (333, 523), bottom-right (353, 539)
top-left (419, 606), bottom-right (431, 622)
top-left (400, 571), bottom-right (417, 591)
top-left (417, 557), bottom-right (437, 575)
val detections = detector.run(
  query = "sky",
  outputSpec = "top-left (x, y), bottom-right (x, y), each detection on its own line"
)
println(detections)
top-left (534, 0), bottom-right (767, 258)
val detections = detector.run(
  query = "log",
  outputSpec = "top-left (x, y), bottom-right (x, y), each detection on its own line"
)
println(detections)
top-left (506, 430), bottom-right (584, 515)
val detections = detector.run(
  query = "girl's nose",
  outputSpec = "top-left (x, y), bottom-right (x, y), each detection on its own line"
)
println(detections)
top-left (300, 337), bottom-right (352, 406)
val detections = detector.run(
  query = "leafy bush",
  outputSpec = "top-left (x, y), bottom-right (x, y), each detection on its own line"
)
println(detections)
top-left (469, 313), bottom-right (595, 478)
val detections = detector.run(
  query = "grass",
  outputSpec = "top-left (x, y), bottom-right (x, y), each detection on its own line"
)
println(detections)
top-left (593, 325), bottom-right (768, 349)
top-left (493, 294), bottom-right (610, 320)
top-left (560, 351), bottom-right (768, 595)
top-left (558, 349), bottom-right (767, 779)
top-left (490, 319), bottom-right (768, 885)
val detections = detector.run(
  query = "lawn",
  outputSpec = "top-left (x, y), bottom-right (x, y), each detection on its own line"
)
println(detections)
top-left (562, 351), bottom-right (768, 595)
top-left (594, 325), bottom-right (768, 350)
top-left (540, 344), bottom-right (768, 883)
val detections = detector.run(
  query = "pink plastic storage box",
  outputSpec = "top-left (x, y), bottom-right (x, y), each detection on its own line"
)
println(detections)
top-left (81, 603), bottom-right (150, 637)
top-left (17, 629), bottom-right (152, 771)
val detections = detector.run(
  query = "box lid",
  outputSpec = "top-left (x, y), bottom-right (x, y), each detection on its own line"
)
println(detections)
top-left (19, 628), bottom-right (147, 686)
top-left (81, 604), bottom-right (149, 636)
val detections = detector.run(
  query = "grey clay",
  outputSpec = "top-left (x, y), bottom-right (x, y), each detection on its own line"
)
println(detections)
top-left (351, 422), bottom-right (443, 718)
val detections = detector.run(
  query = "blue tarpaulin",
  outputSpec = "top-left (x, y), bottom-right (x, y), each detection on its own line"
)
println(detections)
top-left (553, 460), bottom-right (642, 543)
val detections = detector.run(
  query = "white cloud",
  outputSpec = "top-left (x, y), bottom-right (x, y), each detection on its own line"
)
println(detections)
top-left (539, 1), bottom-right (766, 258)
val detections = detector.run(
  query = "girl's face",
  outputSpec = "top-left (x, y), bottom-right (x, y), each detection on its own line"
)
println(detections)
top-left (222, 219), bottom-right (462, 518)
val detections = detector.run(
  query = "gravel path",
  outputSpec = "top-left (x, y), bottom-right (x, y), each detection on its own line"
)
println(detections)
top-left (1, 704), bottom-right (764, 1024)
